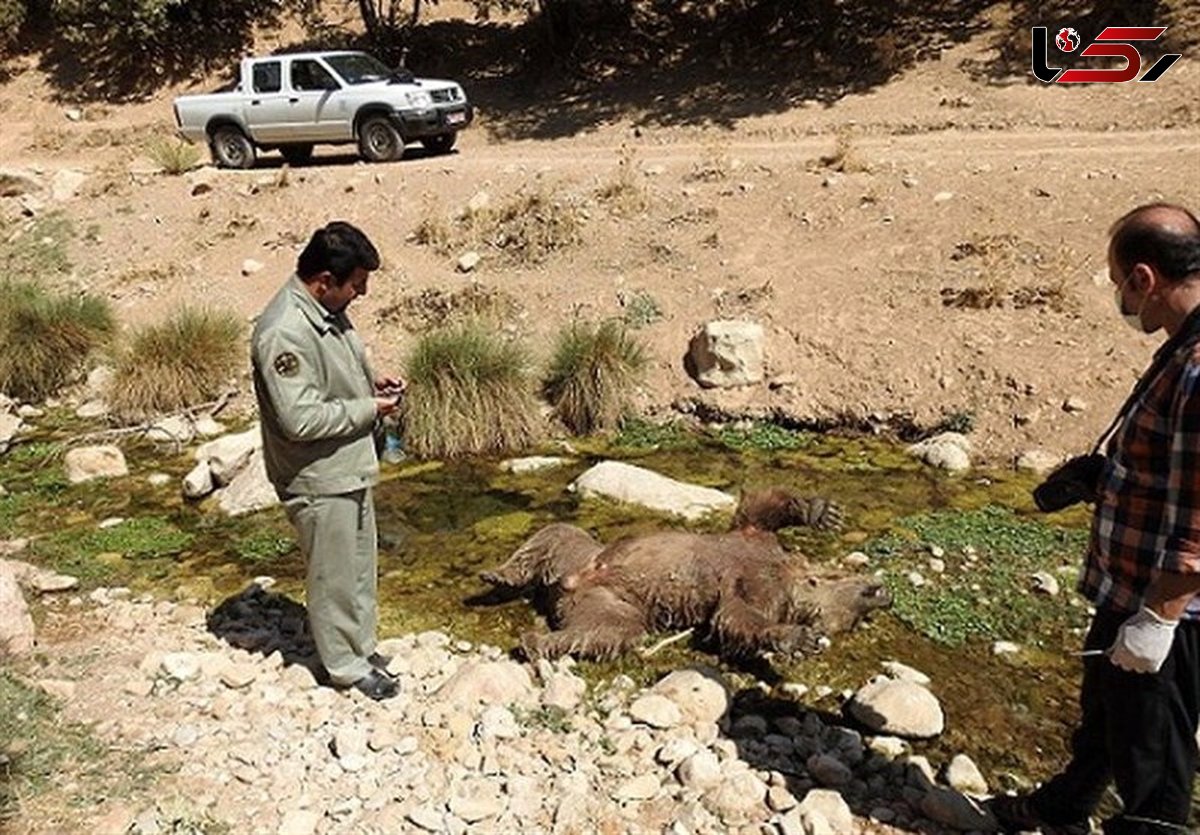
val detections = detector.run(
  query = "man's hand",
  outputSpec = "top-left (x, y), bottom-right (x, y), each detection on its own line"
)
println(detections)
top-left (1108, 605), bottom-right (1179, 674)
top-left (374, 397), bottom-right (400, 417)
top-left (375, 377), bottom-right (406, 399)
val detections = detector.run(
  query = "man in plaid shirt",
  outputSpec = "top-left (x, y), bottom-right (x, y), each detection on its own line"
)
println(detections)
top-left (990, 203), bottom-right (1200, 834)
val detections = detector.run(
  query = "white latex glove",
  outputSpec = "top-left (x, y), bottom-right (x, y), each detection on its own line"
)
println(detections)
top-left (1108, 605), bottom-right (1179, 674)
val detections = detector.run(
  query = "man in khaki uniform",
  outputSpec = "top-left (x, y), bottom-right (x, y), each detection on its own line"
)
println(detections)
top-left (251, 221), bottom-right (402, 701)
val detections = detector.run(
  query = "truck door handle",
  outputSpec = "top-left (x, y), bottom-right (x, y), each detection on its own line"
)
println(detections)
top-left (289, 97), bottom-right (299, 104)
top-left (250, 99), bottom-right (261, 106)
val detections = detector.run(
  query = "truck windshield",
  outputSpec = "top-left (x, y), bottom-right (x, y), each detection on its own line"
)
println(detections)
top-left (325, 53), bottom-right (393, 85)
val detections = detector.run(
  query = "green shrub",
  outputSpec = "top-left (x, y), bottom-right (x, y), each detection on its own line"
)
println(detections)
top-left (543, 319), bottom-right (646, 434)
top-left (402, 323), bottom-right (541, 458)
top-left (107, 307), bottom-right (242, 420)
top-left (0, 281), bottom-right (114, 401)
top-left (146, 137), bottom-right (202, 175)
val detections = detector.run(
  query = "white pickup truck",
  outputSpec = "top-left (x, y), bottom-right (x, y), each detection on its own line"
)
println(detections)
top-left (173, 51), bottom-right (472, 168)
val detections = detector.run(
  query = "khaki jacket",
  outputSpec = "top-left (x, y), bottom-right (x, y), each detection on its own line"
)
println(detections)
top-left (251, 275), bottom-right (379, 496)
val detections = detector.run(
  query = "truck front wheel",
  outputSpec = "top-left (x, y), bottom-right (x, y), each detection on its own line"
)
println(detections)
top-left (209, 126), bottom-right (257, 170)
top-left (358, 116), bottom-right (403, 163)
top-left (421, 133), bottom-right (457, 155)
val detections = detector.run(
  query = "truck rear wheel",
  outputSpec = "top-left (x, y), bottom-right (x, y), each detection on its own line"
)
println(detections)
top-left (421, 133), bottom-right (457, 155)
top-left (358, 116), bottom-right (403, 163)
top-left (209, 125), bottom-right (257, 170)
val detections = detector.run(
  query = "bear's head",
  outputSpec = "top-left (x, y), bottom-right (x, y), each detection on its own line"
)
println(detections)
top-left (787, 570), bottom-right (891, 636)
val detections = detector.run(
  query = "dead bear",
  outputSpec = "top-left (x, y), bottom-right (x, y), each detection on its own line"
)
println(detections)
top-left (480, 487), bottom-right (890, 661)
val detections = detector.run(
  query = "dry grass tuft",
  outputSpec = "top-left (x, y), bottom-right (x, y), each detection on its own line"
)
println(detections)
top-left (0, 281), bottom-right (115, 401)
top-left (543, 319), bottom-right (647, 435)
top-left (942, 233), bottom-right (1077, 313)
top-left (595, 146), bottom-right (649, 217)
top-left (687, 143), bottom-right (732, 182)
top-left (402, 323), bottom-right (542, 458)
top-left (412, 187), bottom-right (583, 266)
top-left (820, 127), bottom-right (871, 173)
top-left (376, 284), bottom-right (523, 332)
top-left (146, 138), bottom-right (202, 175)
top-left (107, 307), bottom-right (243, 420)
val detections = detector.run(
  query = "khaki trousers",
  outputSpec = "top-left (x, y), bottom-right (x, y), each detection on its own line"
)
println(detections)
top-left (283, 488), bottom-right (378, 685)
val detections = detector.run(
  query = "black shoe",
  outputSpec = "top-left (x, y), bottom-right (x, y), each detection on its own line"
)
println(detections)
top-left (350, 669), bottom-right (399, 701)
top-left (366, 651), bottom-right (392, 672)
top-left (986, 795), bottom-right (1092, 835)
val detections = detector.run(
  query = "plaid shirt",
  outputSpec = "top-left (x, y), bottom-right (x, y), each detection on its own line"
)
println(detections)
top-left (1080, 326), bottom-right (1200, 620)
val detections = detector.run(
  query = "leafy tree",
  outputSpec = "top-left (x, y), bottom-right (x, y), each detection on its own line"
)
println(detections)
top-left (0, 0), bottom-right (25, 51)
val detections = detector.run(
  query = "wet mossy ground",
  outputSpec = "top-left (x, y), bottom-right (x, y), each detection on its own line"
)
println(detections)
top-left (0, 417), bottom-right (1114, 795)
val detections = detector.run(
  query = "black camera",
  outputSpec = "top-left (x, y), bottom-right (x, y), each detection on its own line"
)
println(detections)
top-left (1032, 453), bottom-right (1105, 512)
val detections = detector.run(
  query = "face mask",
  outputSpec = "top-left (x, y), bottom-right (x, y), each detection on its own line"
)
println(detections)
top-left (1113, 274), bottom-right (1153, 333)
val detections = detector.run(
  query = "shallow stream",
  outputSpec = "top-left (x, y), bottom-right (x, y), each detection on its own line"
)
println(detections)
top-left (3, 421), bottom-right (1102, 795)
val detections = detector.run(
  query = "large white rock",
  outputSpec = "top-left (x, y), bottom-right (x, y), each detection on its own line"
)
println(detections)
top-left (796, 789), bottom-right (854, 834)
top-left (182, 462), bottom-right (215, 499)
top-left (629, 694), bottom-right (682, 729)
top-left (846, 678), bottom-right (945, 739)
top-left (688, 320), bottom-right (765, 388)
top-left (216, 449), bottom-right (278, 516)
top-left (434, 659), bottom-right (537, 710)
top-left (0, 565), bottom-right (35, 656)
top-left (1015, 449), bottom-right (1063, 475)
top-left (944, 752), bottom-right (989, 796)
top-left (569, 460), bottom-right (736, 520)
top-left (501, 456), bottom-right (569, 474)
top-left (0, 412), bottom-right (23, 454)
top-left (145, 415), bottom-right (195, 446)
top-left (64, 445), bottom-right (128, 483)
top-left (50, 169), bottom-right (87, 202)
top-left (907, 431), bottom-right (972, 473)
top-left (650, 668), bottom-right (731, 724)
top-left (195, 425), bottom-right (260, 485)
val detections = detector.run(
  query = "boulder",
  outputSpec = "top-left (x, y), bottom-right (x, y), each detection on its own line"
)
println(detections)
top-left (907, 431), bottom-right (972, 473)
top-left (216, 449), bottom-right (278, 516)
top-left (687, 320), bottom-right (765, 388)
top-left (501, 456), bottom-right (569, 474)
top-left (650, 668), bottom-right (731, 724)
top-left (50, 169), bottom-right (87, 202)
top-left (196, 425), bottom-right (260, 485)
top-left (569, 460), bottom-right (736, 520)
top-left (0, 412), bottom-right (23, 454)
top-left (434, 659), bottom-right (537, 710)
top-left (944, 752), bottom-right (988, 796)
top-left (796, 789), bottom-right (853, 834)
top-left (920, 787), bottom-right (995, 830)
top-left (0, 566), bottom-right (35, 656)
top-left (64, 445), bottom-right (128, 483)
top-left (846, 678), bottom-right (945, 739)
top-left (182, 462), bottom-right (215, 499)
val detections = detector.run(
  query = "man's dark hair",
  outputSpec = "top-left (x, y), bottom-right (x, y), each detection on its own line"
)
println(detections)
top-left (1109, 202), bottom-right (1200, 282)
top-left (296, 221), bottom-right (381, 283)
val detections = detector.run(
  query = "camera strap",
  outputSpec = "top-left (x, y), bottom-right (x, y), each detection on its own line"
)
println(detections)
top-left (1091, 304), bottom-right (1200, 454)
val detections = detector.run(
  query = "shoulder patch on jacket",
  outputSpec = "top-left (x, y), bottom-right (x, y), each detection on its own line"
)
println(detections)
top-left (273, 352), bottom-right (300, 377)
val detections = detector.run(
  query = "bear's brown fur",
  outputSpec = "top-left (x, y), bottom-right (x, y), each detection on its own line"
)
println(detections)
top-left (481, 487), bottom-right (890, 661)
